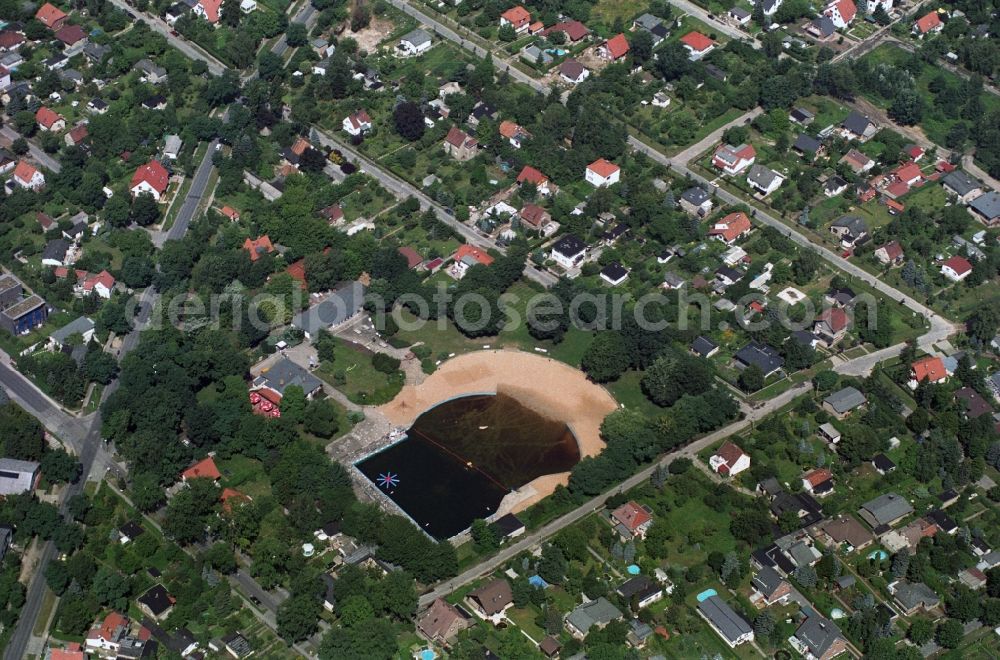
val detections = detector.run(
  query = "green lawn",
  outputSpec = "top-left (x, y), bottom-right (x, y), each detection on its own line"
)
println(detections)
top-left (315, 338), bottom-right (404, 405)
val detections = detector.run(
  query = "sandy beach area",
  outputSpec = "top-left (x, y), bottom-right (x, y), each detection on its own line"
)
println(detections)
top-left (378, 349), bottom-right (618, 514)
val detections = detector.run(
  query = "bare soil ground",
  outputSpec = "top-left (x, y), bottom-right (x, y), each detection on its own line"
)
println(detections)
top-left (346, 16), bottom-right (396, 54)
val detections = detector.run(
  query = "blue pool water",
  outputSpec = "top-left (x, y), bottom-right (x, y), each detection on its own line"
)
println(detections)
top-left (529, 575), bottom-right (549, 588)
top-left (867, 549), bottom-right (889, 561)
top-left (696, 588), bottom-right (718, 602)
top-left (545, 48), bottom-right (568, 56)
top-left (420, 649), bottom-right (436, 660)
top-left (627, 564), bottom-right (640, 575)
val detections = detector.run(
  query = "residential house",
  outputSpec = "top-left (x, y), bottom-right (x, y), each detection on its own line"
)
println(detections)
top-left (290, 281), bottom-right (366, 340)
top-left (814, 308), bottom-right (849, 346)
top-left (610, 500), bottom-right (653, 539)
top-left (0, 457), bottom-right (40, 495)
top-left (135, 59), bottom-right (167, 84)
top-left (792, 134), bottom-right (824, 160)
top-left (839, 148), bottom-right (874, 173)
top-left (222, 631), bottom-right (253, 659)
top-left (598, 33), bottom-right (629, 60)
top-left (141, 94), bottom-right (168, 111)
top-left (163, 134), bottom-right (183, 160)
top-left (397, 28), bottom-right (432, 56)
top-left (874, 240), bottom-right (904, 266)
top-left (138, 584), bottom-right (174, 620)
top-left (729, 6), bottom-right (752, 24)
top-left (559, 58), bottom-right (589, 84)
top-left (790, 107), bottom-right (815, 125)
top-left (912, 11), bottom-right (943, 36)
top-left (521, 44), bottom-right (553, 65)
top-left (812, 515), bottom-right (874, 552)
top-left (467, 579), bottom-right (513, 621)
top-left (941, 170), bottom-right (982, 203)
top-left (710, 441), bottom-right (751, 477)
top-left (0, 280), bottom-right (48, 335)
top-left (54, 24), bottom-right (87, 55)
top-left (617, 575), bottom-right (664, 610)
top-left (543, 20), bottom-right (590, 41)
top-left (181, 456), bottom-right (221, 482)
top-left (750, 566), bottom-right (792, 606)
top-left (85, 612), bottom-right (130, 654)
top-left (824, 175), bottom-right (849, 197)
top-left (130, 160), bottom-right (170, 200)
top-left (492, 513), bottom-right (525, 540)
top-left (252, 356), bottom-right (323, 399)
top-left (565, 597), bottom-right (623, 639)
top-left (499, 6), bottom-right (531, 32)
top-left (35, 2), bottom-right (68, 30)
top-left (708, 212), bottom-right (752, 245)
top-left (882, 517), bottom-right (940, 553)
top-left (449, 244), bottom-right (494, 279)
top-left (802, 468), bottom-right (834, 497)
top-left (790, 614), bottom-right (847, 660)
top-left (80, 270), bottom-right (116, 299)
top-left (42, 238), bottom-right (71, 267)
top-left (823, 0), bottom-right (856, 28)
top-left (872, 453), bottom-right (896, 475)
top-left (697, 595), bottom-right (753, 648)
top-left (756, 0), bottom-right (783, 16)
top-left (826, 286), bottom-right (857, 307)
top-left (888, 581), bottom-right (940, 615)
top-left (679, 31), bottom-right (715, 60)
top-left (823, 386), bottom-right (866, 418)
top-left (715, 266), bottom-right (743, 288)
top-left (679, 186), bottom-right (713, 216)
top-left (969, 191), bottom-right (1000, 226)
top-left (499, 120), bottom-right (530, 149)
top-left (0, 31), bottom-right (25, 52)
top-left (808, 15), bottom-right (837, 38)
top-left (442, 126), bottom-right (478, 161)
top-left (839, 110), bottom-right (876, 141)
top-left (36, 106), bottom-right (65, 132)
top-left (712, 143), bottom-right (756, 175)
top-left (859, 493), bottom-right (913, 530)
top-left (956, 386), bottom-right (992, 419)
top-left (48, 316), bottom-right (95, 350)
top-left (65, 123), bottom-right (88, 147)
top-left (416, 598), bottom-right (470, 646)
top-left (958, 567), bottom-right (987, 590)
top-left (342, 109), bottom-right (372, 136)
top-left (519, 204), bottom-right (552, 233)
top-left (118, 521), bottom-right (144, 544)
top-left (243, 235), bottom-right (274, 262)
top-left (829, 215), bottom-right (868, 249)
top-left (600, 262), bottom-right (629, 286)
top-left (910, 355), bottom-right (948, 388)
top-left (550, 234), bottom-right (587, 269)
top-left (746, 164), bottom-right (784, 196)
top-left (692, 336), bottom-right (719, 358)
top-left (87, 98), bottom-right (108, 114)
top-left (585, 158), bottom-right (620, 187)
top-left (193, 0), bottom-right (223, 23)
top-left (12, 161), bottom-right (45, 190)
top-left (735, 341), bottom-right (784, 377)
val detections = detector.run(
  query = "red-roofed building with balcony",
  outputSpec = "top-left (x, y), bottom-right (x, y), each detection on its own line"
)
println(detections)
top-left (910, 356), bottom-right (948, 388)
top-left (913, 10), bottom-right (942, 35)
top-left (708, 212), bottom-right (752, 245)
top-left (13, 161), bottom-right (45, 190)
top-left (194, 0), bottom-right (223, 23)
top-left (181, 457), bottom-right (221, 481)
top-left (516, 165), bottom-right (554, 195)
top-left (585, 158), bottom-right (620, 187)
top-left (81, 270), bottom-right (115, 299)
top-left (940, 255), bottom-right (972, 282)
top-left (610, 500), bottom-right (653, 539)
top-left (35, 2), bottom-right (68, 30)
top-left (599, 33), bottom-right (629, 60)
top-left (712, 143), bottom-right (756, 175)
top-left (710, 441), bottom-right (750, 476)
top-left (36, 106), bottom-right (65, 132)
top-left (824, 0), bottom-right (856, 28)
top-left (85, 612), bottom-right (129, 653)
top-left (500, 6), bottom-right (531, 32)
top-left (130, 161), bottom-right (169, 200)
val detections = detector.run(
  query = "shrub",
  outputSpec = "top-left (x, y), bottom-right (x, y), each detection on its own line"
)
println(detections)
top-left (371, 352), bottom-right (401, 374)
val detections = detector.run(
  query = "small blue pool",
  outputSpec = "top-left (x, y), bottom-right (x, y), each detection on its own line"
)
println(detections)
top-left (627, 564), bottom-right (640, 575)
top-left (831, 608), bottom-right (846, 619)
top-left (419, 649), bottom-right (436, 660)
top-left (867, 549), bottom-right (888, 561)
top-left (529, 575), bottom-right (549, 588)
top-left (545, 48), bottom-right (568, 56)
top-left (696, 588), bottom-right (718, 602)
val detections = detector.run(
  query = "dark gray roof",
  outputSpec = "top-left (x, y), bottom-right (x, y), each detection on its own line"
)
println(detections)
top-left (601, 262), bottom-right (628, 281)
top-left (811, 16), bottom-right (836, 36)
top-left (42, 238), bottom-right (70, 261)
top-left (831, 215), bottom-right (868, 236)
top-left (692, 336), bottom-right (718, 357)
top-left (680, 186), bottom-right (710, 206)
top-left (795, 614), bottom-right (844, 658)
top-left (616, 575), bottom-right (660, 600)
top-left (492, 513), bottom-right (524, 536)
top-left (841, 110), bottom-right (873, 136)
top-left (292, 281), bottom-right (365, 337)
top-left (752, 566), bottom-right (785, 598)
top-left (400, 28), bottom-right (432, 47)
top-left (925, 509), bottom-right (957, 532)
top-left (566, 597), bottom-right (622, 634)
top-left (552, 234), bottom-right (587, 259)
top-left (970, 192), bottom-right (1000, 219)
top-left (255, 356), bottom-right (322, 396)
top-left (730, 6), bottom-right (751, 18)
top-left (221, 631), bottom-right (253, 658)
top-left (697, 596), bottom-right (752, 644)
top-left (790, 107), bottom-right (815, 123)
top-left (793, 134), bottom-right (822, 155)
top-left (138, 584), bottom-right (173, 616)
top-left (49, 316), bottom-right (94, 345)
top-left (735, 341), bottom-right (784, 375)
top-left (823, 386), bottom-right (866, 414)
top-left (860, 492), bottom-right (912, 526)
top-left (891, 581), bottom-right (939, 611)
top-left (941, 170), bottom-right (980, 197)
top-left (872, 453), bottom-right (896, 472)
top-left (747, 164), bottom-right (781, 189)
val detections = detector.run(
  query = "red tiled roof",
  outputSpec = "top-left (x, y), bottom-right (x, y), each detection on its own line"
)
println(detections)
top-left (453, 244), bottom-right (494, 266)
top-left (398, 246), bottom-right (423, 269)
top-left (680, 31), bottom-right (714, 52)
top-left (182, 457), bottom-right (221, 481)
top-left (878, 240), bottom-right (903, 260)
top-left (611, 500), bottom-right (651, 533)
top-left (290, 137), bottom-right (311, 156)
top-left (817, 307), bottom-right (848, 332)
top-left (520, 204), bottom-right (548, 227)
top-left (88, 612), bottom-right (128, 643)
top-left (243, 236), bottom-right (274, 261)
top-left (804, 468), bottom-right (833, 487)
top-left (500, 6), bottom-right (530, 27)
top-left (68, 124), bottom-right (88, 144)
top-left (709, 211), bottom-right (751, 242)
top-left (714, 441), bottom-right (747, 466)
top-left (285, 259), bottom-right (307, 288)
top-left (894, 161), bottom-right (923, 184)
top-left (544, 20), bottom-right (589, 41)
top-left (517, 165), bottom-right (548, 186)
top-left (942, 255), bottom-right (972, 276)
top-left (220, 488), bottom-right (250, 512)
top-left (13, 160), bottom-right (39, 183)
top-left (587, 158), bottom-right (619, 178)
top-left (445, 126), bottom-right (475, 148)
top-left (82, 270), bottom-right (115, 292)
top-left (54, 24), bottom-right (86, 45)
top-left (885, 180), bottom-right (910, 198)
top-left (130, 160), bottom-right (169, 194)
top-left (0, 30), bottom-right (25, 49)
top-left (885, 198), bottom-right (905, 213)
top-left (830, 0), bottom-right (856, 22)
top-left (603, 33), bottom-right (629, 59)
top-left (905, 145), bottom-right (925, 159)
top-left (199, 0), bottom-right (222, 22)
top-left (220, 205), bottom-right (240, 220)
top-left (51, 649), bottom-right (84, 660)
top-left (914, 11), bottom-right (941, 33)
top-left (36, 106), bottom-right (62, 129)
top-left (499, 120), bottom-right (527, 139)
top-left (37, 212), bottom-right (55, 230)
top-left (911, 356), bottom-right (947, 383)
top-left (35, 2), bottom-right (67, 28)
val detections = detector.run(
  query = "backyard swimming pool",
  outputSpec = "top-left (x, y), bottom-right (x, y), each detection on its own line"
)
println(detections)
top-left (696, 588), bottom-right (718, 602)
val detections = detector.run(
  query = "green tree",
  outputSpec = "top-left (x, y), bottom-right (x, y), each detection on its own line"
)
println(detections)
top-left (277, 592), bottom-right (321, 642)
top-left (739, 364), bottom-right (765, 392)
top-left (908, 618), bottom-right (933, 645)
top-left (304, 399), bottom-right (339, 438)
top-left (281, 385), bottom-right (306, 425)
top-left (130, 193), bottom-right (160, 226)
top-left (393, 101), bottom-right (425, 141)
top-left (581, 331), bottom-right (630, 382)
top-left (935, 619), bottom-right (963, 648)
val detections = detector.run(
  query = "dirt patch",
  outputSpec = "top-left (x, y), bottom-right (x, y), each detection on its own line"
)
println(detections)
top-left (574, 46), bottom-right (612, 75)
top-left (378, 349), bottom-right (618, 513)
top-left (346, 15), bottom-right (396, 54)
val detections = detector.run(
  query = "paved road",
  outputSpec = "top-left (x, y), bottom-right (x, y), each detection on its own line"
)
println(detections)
top-left (419, 381), bottom-right (811, 606)
top-left (105, 0), bottom-right (227, 75)
top-left (309, 126), bottom-right (559, 288)
top-left (0, 126), bottom-right (63, 173)
top-left (154, 139), bottom-right (219, 248)
top-left (662, 0), bottom-right (760, 46)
